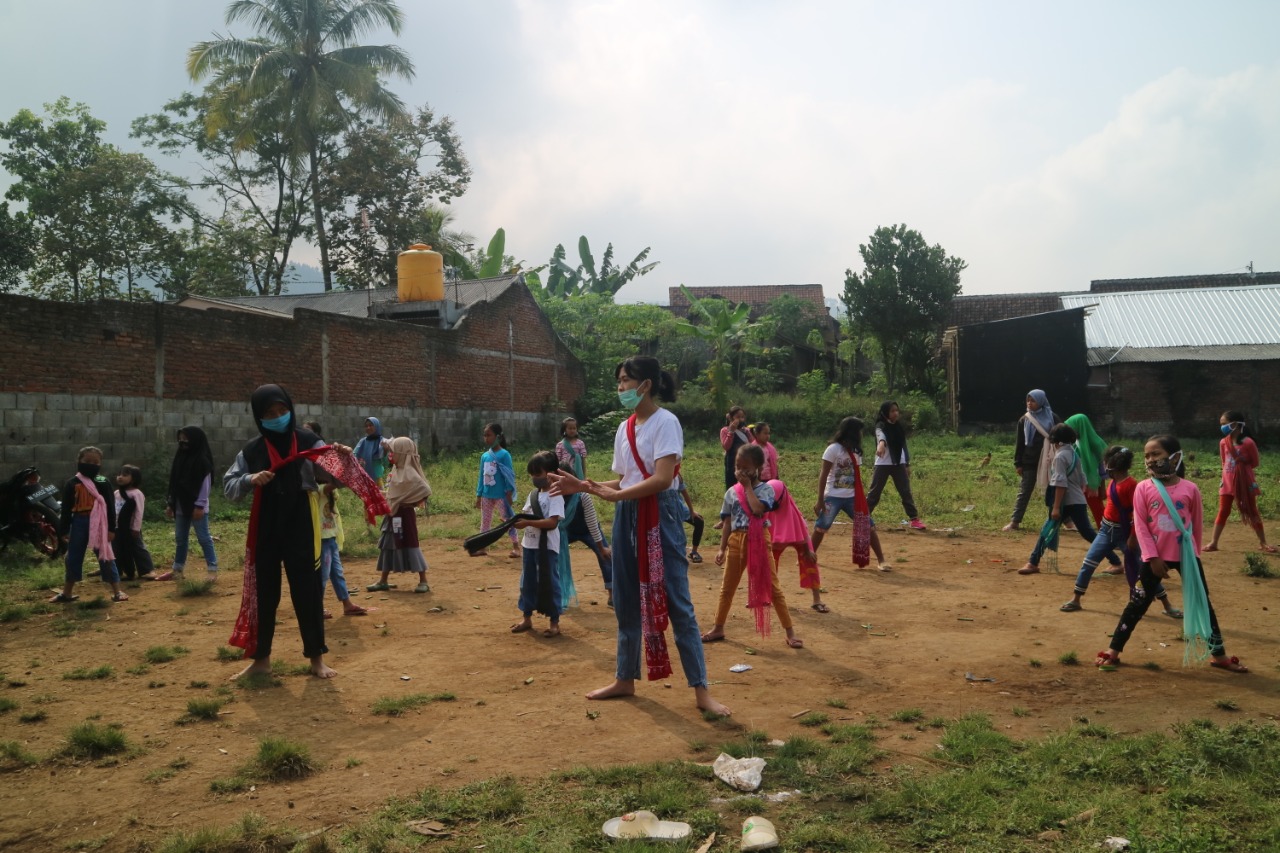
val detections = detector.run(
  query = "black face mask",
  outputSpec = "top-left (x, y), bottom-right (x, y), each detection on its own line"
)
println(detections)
top-left (532, 476), bottom-right (551, 490)
top-left (178, 441), bottom-right (190, 452)
top-left (78, 462), bottom-right (101, 478)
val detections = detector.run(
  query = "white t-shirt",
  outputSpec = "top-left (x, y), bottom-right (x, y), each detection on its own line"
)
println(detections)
top-left (822, 443), bottom-right (861, 499)
top-left (873, 427), bottom-right (908, 466)
top-left (612, 408), bottom-right (683, 490)
top-left (520, 489), bottom-right (564, 552)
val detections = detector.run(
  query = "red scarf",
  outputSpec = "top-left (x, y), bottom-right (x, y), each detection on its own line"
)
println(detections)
top-left (1227, 441), bottom-right (1262, 529)
top-left (735, 482), bottom-right (773, 638)
top-left (851, 459), bottom-right (871, 568)
top-left (229, 441), bottom-right (390, 657)
top-left (626, 414), bottom-right (673, 681)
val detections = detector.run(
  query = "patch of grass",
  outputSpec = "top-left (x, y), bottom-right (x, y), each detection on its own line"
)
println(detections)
top-left (145, 758), bottom-right (191, 784)
top-left (63, 665), bottom-right (113, 681)
top-left (5, 677), bottom-right (26, 687)
top-left (19, 710), bottom-right (47, 723)
top-left (0, 697), bottom-right (17, 714)
top-left (0, 604), bottom-right (33, 623)
top-left (826, 697), bottom-right (848, 709)
top-left (252, 736), bottom-right (317, 780)
top-left (0, 740), bottom-right (38, 769)
top-left (188, 680), bottom-right (210, 689)
top-left (215, 646), bottom-right (243, 662)
top-left (1029, 658), bottom-right (1043, 667)
top-left (151, 813), bottom-right (298, 850)
top-left (125, 664), bottom-right (150, 676)
top-left (181, 698), bottom-right (225, 723)
top-left (346, 757), bottom-right (362, 768)
top-left (798, 711), bottom-right (830, 727)
top-left (144, 645), bottom-right (189, 664)
top-left (234, 673), bottom-right (282, 690)
top-left (31, 694), bottom-right (58, 704)
top-left (209, 775), bottom-right (251, 794)
top-left (269, 660), bottom-right (313, 677)
top-left (925, 716), bottom-right (947, 729)
top-left (177, 578), bottom-right (216, 597)
top-left (370, 692), bottom-right (457, 716)
top-left (891, 708), bottom-right (925, 723)
top-left (1058, 651), bottom-right (1079, 665)
top-left (1012, 707), bottom-right (1030, 717)
top-left (63, 722), bottom-right (129, 759)
top-left (1242, 553), bottom-right (1277, 578)
top-left (1215, 698), bottom-right (1240, 712)
top-left (75, 597), bottom-right (110, 611)
top-left (50, 619), bottom-right (78, 638)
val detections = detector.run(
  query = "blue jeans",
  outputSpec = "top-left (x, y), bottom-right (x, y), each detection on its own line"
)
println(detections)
top-left (64, 514), bottom-right (119, 584)
top-left (519, 546), bottom-right (562, 620)
top-left (814, 496), bottom-right (856, 530)
top-left (173, 510), bottom-right (218, 572)
top-left (1030, 503), bottom-right (1096, 566)
top-left (1072, 519), bottom-right (1167, 599)
top-left (320, 538), bottom-right (349, 601)
top-left (611, 490), bottom-right (707, 688)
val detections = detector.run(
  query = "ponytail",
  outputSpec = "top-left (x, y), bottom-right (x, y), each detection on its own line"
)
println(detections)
top-left (616, 356), bottom-right (677, 403)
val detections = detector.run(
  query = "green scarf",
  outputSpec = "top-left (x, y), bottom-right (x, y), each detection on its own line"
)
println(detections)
top-left (1065, 414), bottom-right (1107, 490)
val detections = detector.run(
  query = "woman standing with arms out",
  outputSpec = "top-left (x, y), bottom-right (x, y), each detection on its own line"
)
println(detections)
top-left (1205, 411), bottom-right (1276, 553)
top-left (720, 406), bottom-right (751, 489)
top-left (1003, 390), bottom-right (1057, 532)
top-left (551, 356), bottom-right (730, 717)
top-left (865, 401), bottom-right (925, 530)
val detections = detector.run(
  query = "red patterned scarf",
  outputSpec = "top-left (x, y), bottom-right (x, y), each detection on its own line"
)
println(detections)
top-left (229, 441), bottom-right (390, 657)
top-left (852, 459), bottom-right (871, 568)
top-left (735, 482), bottom-right (773, 638)
top-left (1227, 442), bottom-right (1263, 529)
top-left (626, 415), bottom-right (672, 681)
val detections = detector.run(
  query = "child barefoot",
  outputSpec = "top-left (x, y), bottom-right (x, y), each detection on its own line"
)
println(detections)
top-left (53, 446), bottom-right (128, 604)
top-left (511, 450), bottom-right (564, 637)
top-left (701, 445), bottom-right (803, 649)
top-left (367, 437), bottom-right (432, 594)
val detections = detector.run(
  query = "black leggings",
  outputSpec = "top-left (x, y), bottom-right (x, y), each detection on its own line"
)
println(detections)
top-left (1109, 560), bottom-right (1224, 656)
top-left (254, 502), bottom-right (327, 660)
top-left (685, 513), bottom-right (704, 550)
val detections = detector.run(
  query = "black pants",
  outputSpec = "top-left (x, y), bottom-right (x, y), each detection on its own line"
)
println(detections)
top-left (865, 464), bottom-right (918, 519)
top-left (1009, 466), bottom-right (1039, 525)
top-left (113, 530), bottom-right (154, 580)
top-left (254, 501), bottom-right (327, 660)
top-left (685, 512), bottom-right (704, 550)
top-left (1109, 560), bottom-right (1224, 656)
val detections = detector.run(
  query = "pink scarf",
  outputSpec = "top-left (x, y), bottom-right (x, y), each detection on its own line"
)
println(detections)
top-left (766, 479), bottom-right (820, 589)
top-left (1226, 441), bottom-right (1263, 529)
top-left (626, 415), bottom-right (673, 681)
top-left (229, 443), bottom-right (390, 657)
top-left (735, 482), bottom-right (773, 638)
top-left (75, 473), bottom-right (114, 562)
top-left (852, 462), bottom-right (871, 568)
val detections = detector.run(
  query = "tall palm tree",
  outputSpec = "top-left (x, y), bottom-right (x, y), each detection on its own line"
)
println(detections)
top-left (188, 0), bottom-right (415, 290)
top-left (417, 203), bottom-right (476, 278)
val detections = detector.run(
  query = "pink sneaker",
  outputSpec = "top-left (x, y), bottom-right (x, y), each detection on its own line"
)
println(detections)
top-left (909, 518), bottom-right (927, 530)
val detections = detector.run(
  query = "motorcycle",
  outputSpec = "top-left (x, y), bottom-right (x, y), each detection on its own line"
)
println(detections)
top-left (0, 466), bottom-right (65, 558)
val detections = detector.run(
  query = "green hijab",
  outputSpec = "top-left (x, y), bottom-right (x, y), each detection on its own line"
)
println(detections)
top-left (1064, 414), bottom-right (1107, 489)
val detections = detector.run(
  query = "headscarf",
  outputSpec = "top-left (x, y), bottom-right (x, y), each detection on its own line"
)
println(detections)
top-left (244, 384), bottom-right (319, 505)
top-left (1064, 413), bottom-right (1107, 489)
top-left (1023, 389), bottom-right (1055, 444)
top-left (384, 436), bottom-right (432, 515)
top-left (354, 417), bottom-right (384, 464)
top-left (875, 402), bottom-right (907, 464)
top-left (168, 425), bottom-right (214, 515)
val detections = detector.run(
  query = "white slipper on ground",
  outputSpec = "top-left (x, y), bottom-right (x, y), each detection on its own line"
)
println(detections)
top-left (602, 810), bottom-right (691, 841)
top-left (741, 815), bottom-right (779, 851)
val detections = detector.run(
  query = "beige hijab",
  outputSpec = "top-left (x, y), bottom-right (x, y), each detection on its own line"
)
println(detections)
top-left (385, 436), bottom-right (432, 515)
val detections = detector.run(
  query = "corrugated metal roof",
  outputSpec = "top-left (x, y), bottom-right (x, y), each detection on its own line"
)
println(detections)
top-left (187, 275), bottom-right (521, 319)
top-left (1060, 284), bottom-right (1280, 350)
top-left (1086, 343), bottom-right (1280, 366)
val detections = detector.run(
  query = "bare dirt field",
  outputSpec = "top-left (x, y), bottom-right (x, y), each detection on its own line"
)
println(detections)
top-left (2, 521), bottom-right (1277, 851)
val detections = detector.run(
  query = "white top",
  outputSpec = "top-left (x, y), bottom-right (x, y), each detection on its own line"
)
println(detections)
top-left (612, 408), bottom-right (683, 490)
top-left (822, 443), bottom-right (861, 499)
top-left (520, 489), bottom-right (565, 552)
top-left (873, 427), bottom-right (908, 466)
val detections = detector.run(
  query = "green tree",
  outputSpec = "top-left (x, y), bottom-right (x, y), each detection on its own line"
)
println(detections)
top-left (528, 237), bottom-right (658, 298)
top-left (841, 224), bottom-right (965, 395)
top-left (188, 0), bottom-right (416, 291)
top-left (0, 202), bottom-right (35, 293)
top-left (675, 285), bottom-right (759, 415)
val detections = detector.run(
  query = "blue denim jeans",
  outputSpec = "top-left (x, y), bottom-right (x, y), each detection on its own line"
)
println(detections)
top-left (173, 510), bottom-right (218, 572)
top-left (814, 496), bottom-right (856, 530)
top-left (1073, 519), bottom-right (1167, 599)
top-left (611, 490), bottom-right (707, 688)
top-left (519, 546), bottom-right (562, 620)
top-left (320, 537), bottom-right (349, 601)
top-left (64, 514), bottom-right (119, 584)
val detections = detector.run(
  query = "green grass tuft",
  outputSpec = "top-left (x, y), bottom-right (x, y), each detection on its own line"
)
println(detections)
top-left (0, 697), bottom-right (17, 714)
top-left (63, 722), bottom-right (129, 759)
top-left (215, 646), bottom-right (243, 662)
top-left (798, 711), bottom-right (830, 727)
top-left (890, 708), bottom-right (925, 723)
top-left (19, 710), bottom-right (47, 723)
top-left (371, 692), bottom-right (457, 716)
top-left (1242, 552), bottom-right (1277, 578)
top-left (144, 645), bottom-right (189, 664)
top-left (0, 740), bottom-right (38, 768)
top-left (1058, 651), bottom-right (1079, 665)
top-left (183, 698), bottom-right (225, 722)
top-left (177, 578), bottom-right (216, 597)
top-left (252, 736), bottom-right (317, 780)
top-left (63, 665), bottom-right (113, 681)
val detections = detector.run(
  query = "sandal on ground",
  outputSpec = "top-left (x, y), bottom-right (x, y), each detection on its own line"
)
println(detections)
top-left (700, 631), bottom-right (725, 643)
top-left (508, 549), bottom-right (521, 559)
top-left (414, 582), bottom-right (431, 593)
top-left (1210, 656), bottom-right (1249, 673)
top-left (510, 622), bottom-right (531, 634)
top-left (811, 602), bottom-right (830, 613)
top-left (49, 592), bottom-right (79, 603)
top-left (366, 582), bottom-right (391, 592)
top-left (786, 636), bottom-right (804, 649)
top-left (344, 605), bottom-right (369, 616)
top-left (1060, 600), bottom-right (1082, 612)
top-left (878, 563), bottom-right (892, 572)
top-left (111, 592), bottom-right (129, 602)
top-left (688, 552), bottom-right (703, 563)
top-left (1163, 608), bottom-right (1183, 618)
top-left (1095, 649), bottom-right (1120, 668)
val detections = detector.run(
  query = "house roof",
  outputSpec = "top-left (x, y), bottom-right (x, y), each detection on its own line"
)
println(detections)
top-left (1060, 284), bottom-right (1280, 365)
top-left (668, 284), bottom-right (830, 318)
top-left (1089, 271), bottom-right (1280, 293)
top-left (175, 276), bottom-right (522, 319)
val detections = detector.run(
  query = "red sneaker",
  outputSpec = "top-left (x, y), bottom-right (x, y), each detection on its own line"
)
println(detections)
top-left (909, 518), bottom-right (927, 531)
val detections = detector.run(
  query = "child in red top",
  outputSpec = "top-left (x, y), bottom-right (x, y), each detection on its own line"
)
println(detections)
top-left (1205, 410), bottom-right (1275, 553)
top-left (1096, 435), bottom-right (1247, 673)
top-left (1060, 446), bottom-right (1179, 616)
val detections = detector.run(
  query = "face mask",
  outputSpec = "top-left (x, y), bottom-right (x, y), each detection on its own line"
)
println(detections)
top-left (618, 388), bottom-right (643, 410)
top-left (1221, 424), bottom-right (1233, 436)
top-left (261, 413), bottom-right (291, 433)
top-left (78, 462), bottom-right (100, 478)
top-left (1146, 451), bottom-right (1181, 480)
top-left (178, 441), bottom-right (190, 451)
top-left (532, 476), bottom-right (550, 490)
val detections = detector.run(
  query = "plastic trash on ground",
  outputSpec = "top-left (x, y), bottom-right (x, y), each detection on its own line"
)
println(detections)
top-left (713, 752), bottom-right (766, 791)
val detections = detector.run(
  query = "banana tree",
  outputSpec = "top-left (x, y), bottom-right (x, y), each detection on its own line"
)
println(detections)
top-left (675, 284), bottom-right (759, 414)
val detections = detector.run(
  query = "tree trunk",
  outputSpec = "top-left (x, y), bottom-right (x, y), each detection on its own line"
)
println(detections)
top-left (309, 146), bottom-right (332, 291)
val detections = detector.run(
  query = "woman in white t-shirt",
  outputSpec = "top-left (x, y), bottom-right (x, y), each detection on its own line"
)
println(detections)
top-left (811, 416), bottom-right (887, 573)
top-left (550, 356), bottom-right (730, 718)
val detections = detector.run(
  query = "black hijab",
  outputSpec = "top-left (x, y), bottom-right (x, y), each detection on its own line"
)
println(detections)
top-left (243, 384), bottom-right (320, 503)
top-left (168, 425), bottom-right (214, 514)
top-left (876, 401), bottom-right (907, 463)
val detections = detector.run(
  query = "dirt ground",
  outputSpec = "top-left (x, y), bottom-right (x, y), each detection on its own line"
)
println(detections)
top-left (2, 520), bottom-right (1278, 851)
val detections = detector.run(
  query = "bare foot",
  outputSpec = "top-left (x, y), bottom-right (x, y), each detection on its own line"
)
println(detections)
top-left (232, 659), bottom-right (272, 681)
top-left (700, 628), bottom-right (726, 643)
top-left (1001, 522), bottom-right (1020, 532)
top-left (343, 604), bottom-right (369, 616)
top-left (511, 620), bottom-right (532, 633)
top-left (1203, 543), bottom-right (1219, 552)
top-left (586, 679), bottom-right (635, 700)
top-left (878, 563), bottom-right (892, 572)
top-left (1017, 563), bottom-right (1039, 575)
top-left (695, 686), bottom-right (731, 716)
top-left (310, 657), bottom-right (337, 679)
top-left (543, 624), bottom-right (561, 637)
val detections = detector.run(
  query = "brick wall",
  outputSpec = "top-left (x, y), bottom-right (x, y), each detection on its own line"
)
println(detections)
top-left (0, 284), bottom-right (584, 473)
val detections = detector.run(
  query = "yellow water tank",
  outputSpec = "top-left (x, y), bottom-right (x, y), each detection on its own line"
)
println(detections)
top-left (397, 243), bottom-right (444, 302)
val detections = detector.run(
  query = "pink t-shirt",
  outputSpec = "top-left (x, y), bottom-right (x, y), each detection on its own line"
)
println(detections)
top-left (757, 441), bottom-right (778, 481)
top-left (1132, 477), bottom-right (1202, 563)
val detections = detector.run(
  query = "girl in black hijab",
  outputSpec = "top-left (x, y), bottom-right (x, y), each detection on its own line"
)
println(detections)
top-left (865, 401), bottom-right (926, 530)
top-left (160, 425), bottom-right (220, 581)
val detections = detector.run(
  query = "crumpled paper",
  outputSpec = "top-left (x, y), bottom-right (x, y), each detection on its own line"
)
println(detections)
top-left (713, 752), bottom-right (765, 791)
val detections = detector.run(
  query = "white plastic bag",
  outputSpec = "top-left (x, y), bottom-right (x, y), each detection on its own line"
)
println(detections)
top-left (713, 752), bottom-right (765, 792)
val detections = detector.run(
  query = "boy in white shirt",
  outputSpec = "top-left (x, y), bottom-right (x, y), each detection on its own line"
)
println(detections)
top-left (512, 450), bottom-right (565, 637)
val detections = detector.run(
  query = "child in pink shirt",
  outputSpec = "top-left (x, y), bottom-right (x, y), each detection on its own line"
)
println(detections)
top-left (1097, 435), bottom-right (1247, 673)
top-left (751, 422), bottom-right (779, 481)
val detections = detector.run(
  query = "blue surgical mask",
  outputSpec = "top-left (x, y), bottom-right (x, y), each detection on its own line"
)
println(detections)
top-left (261, 413), bottom-right (291, 433)
top-left (618, 388), bottom-right (642, 410)
top-left (1221, 424), bottom-right (1233, 436)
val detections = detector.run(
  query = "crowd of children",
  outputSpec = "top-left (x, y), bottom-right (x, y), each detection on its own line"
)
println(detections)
top-left (41, 372), bottom-right (1268, 705)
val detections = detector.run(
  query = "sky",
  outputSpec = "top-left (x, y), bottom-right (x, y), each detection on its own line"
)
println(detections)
top-left (2, 0), bottom-right (1279, 303)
